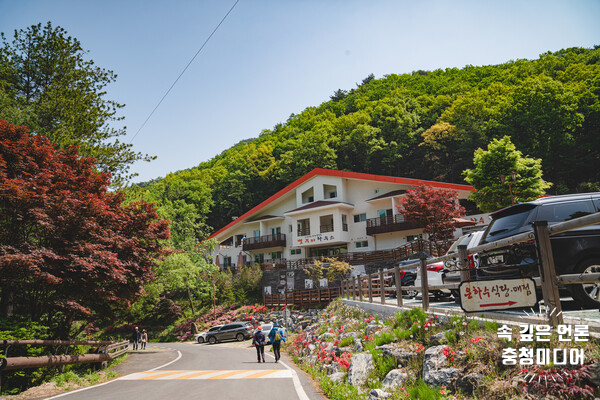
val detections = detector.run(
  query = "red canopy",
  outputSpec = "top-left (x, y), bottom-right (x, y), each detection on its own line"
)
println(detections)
top-left (452, 217), bottom-right (477, 228)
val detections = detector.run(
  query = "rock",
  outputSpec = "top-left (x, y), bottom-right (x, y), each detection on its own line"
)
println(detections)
top-left (423, 345), bottom-right (460, 387)
top-left (365, 323), bottom-right (381, 336)
top-left (376, 345), bottom-right (413, 366)
top-left (429, 332), bottom-right (448, 346)
top-left (308, 344), bottom-right (316, 354)
top-left (329, 372), bottom-right (346, 384)
top-left (353, 338), bottom-right (364, 353)
top-left (321, 332), bottom-right (335, 342)
top-left (340, 331), bottom-right (358, 341)
top-left (368, 389), bottom-right (390, 399)
top-left (588, 362), bottom-right (600, 386)
top-left (382, 369), bottom-right (408, 391)
top-left (347, 352), bottom-right (374, 387)
top-left (457, 372), bottom-right (484, 395)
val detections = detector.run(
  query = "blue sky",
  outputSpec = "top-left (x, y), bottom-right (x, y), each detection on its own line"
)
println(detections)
top-left (1, 0), bottom-right (599, 183)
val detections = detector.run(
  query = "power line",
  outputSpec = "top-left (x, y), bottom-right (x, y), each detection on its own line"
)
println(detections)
top-left (129, 0), bottom-right (240, 143)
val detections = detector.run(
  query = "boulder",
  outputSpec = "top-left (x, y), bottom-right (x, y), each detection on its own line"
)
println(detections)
top-left (368, 389), bottom-right (390, 399)
top-left (329, 372), bottom-right (346, 384)
top-left (365, 323), bottom-right (381, 336)
top-left (457, 372), bottom-right (484, 395)
top-left (308, 343), bottom-right (316, 354)
top-left (429, 332), bottom-right (448, 346)
top-left (376, 345), bottom-right (413, 367)
top-left (422, 345), bottom-right (461, 387)
top-left (353, 338), bottom-right (364, 353)
top-left (347, 352), bottom-right (374, 387)
top-left (588, 362), bottom-right (600, 386)
top-left (382, 369), bottom-right (408, 391)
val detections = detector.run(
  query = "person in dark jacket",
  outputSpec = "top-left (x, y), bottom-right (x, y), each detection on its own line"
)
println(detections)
top-left (252, 326), bottom-right (266, 363)
top-left (131, 326), bottom-right (141, 350)
top-left (268, 322), bottom-right (286, 362)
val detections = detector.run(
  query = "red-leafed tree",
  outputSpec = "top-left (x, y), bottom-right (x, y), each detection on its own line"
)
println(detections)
top-left (0, 120), bottom-right (170, 336)
top-left (398, 185), bottom-right (465, 242)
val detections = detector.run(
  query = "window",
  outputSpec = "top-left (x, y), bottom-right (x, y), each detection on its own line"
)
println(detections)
top-left (291, 248), bottom-right (302, 255)
top-left (407, 235), bottom-right (422, 242)
top-left (253, 230), bottom-right (260, 238)
top-left (301, 187), bottom-right (314, 204)
top-left (271, 227), bottom-right (281, 235)
top-left (254, 253), bottom-right (264, 264)
top-left (289, 225), bottom-right (293, 233)
top-left (378, 209), bottom-right (393, 218)
top-left (353, 213), bottom-right (366, 223)
top-left (537, 201), bottom-right (595, 223)
top-left (222, 256), bottom-right (232, 267)
top-left (271, 251), bottom-right (282, 260)
top-left (355, 240), bottom-right (369, 248)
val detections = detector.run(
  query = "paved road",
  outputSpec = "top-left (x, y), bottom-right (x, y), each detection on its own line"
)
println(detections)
top-left (46, 341), bottom-right (325, 400)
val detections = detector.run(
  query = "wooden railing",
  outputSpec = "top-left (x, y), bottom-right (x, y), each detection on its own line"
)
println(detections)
top-left (366, 214), bottom-right (424, 235)
top-left (243, 233), bottom-right (287, 251)
top-left (263, 287), bottom-right (341, 308)
top-left (342, 212), bottom-right (600, 327)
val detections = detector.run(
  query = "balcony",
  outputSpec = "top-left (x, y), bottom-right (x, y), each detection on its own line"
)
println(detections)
top-left (366, 214), bottom-right (423, 235)
top-left (243, 233), bottom-right (287, 251)
top-left (297, 227), bottom-right (311, 236)
top-left (320, 224), bottom-right (334, 233)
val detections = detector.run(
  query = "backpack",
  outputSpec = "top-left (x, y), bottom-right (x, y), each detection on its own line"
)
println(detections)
top-left (274, 330), bottom-right (281, 342)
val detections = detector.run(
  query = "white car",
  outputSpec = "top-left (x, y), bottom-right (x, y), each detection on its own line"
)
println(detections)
top-left (194, 325), bottom-right (222, 344)
top-left (414, 261), bottom-right (451, 300)
top-left (442, 230), bottom-right (485, 303)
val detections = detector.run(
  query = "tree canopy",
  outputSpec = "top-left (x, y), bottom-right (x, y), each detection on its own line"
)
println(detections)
top-left (0, 22), bottom-right (153, 185)
top-left (0, 120), bottom-right (169, 336)
top-left (463, 136), bottom-right (551, 212)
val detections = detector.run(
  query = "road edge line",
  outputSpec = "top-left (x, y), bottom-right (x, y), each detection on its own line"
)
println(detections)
top-left (265, 353), bottom-right (309, 400)
top-left (44, 347), bottom-right (183, 399)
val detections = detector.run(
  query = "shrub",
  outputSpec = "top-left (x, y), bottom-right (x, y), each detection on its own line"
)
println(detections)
top-left (374, 331), bottom-right (396, 347)
top-left (338, 336), bottom-right (354, 348)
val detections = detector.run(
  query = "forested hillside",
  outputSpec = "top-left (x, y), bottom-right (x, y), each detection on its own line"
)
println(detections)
top-left (131, 46), bottom-right (600, 241)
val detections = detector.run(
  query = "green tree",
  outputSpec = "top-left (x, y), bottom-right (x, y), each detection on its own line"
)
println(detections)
top-left (463, 136), bottom-right (552, 212)
top-left (0, 22), bottom-right (153, 185)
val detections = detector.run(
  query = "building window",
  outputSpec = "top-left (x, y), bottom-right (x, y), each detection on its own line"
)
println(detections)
top-left (301, 187), bottom-right (314, 204)
top-left (271, 251), bottom-right (282, 260)
top-left (291, 248), bottom-right (302, 255)
top-left (353, 213), bottom-right (366, 223)
top-left (355, 240), bottom-right (369, 248)
top-left (222, 256), bottom-right (232, 267)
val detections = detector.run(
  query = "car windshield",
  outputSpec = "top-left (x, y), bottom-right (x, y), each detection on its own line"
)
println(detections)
top-left (446, 234), bottom-right (471, 254)
top-left (484, 205), bottom-right (536, 241)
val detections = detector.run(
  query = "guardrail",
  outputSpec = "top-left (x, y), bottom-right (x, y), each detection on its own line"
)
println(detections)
top-left (0, 340), bottom-right (129, 372)
top-left (341, 212), bottom-right (600, 327)
top-left (264, 287), bottom-right (341, 308)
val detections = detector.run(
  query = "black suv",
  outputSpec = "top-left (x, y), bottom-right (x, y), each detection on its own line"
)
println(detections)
top-left (477, 193), bottom-right (600, 308)
top-left (206, 322), bottom-right (253, 344)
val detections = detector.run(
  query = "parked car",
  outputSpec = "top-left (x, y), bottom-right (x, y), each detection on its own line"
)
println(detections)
top-left (414, 261), bottom-right (451, 300)
top-left (206, 322), bottom-right (253, 344)
top-left (476, 193), bottom-right (600, 308)
top-left (396, 259), bottom-right (419, 298)
top-left (194, 324), bottom-right (223, 344)
top-left (442, 230), bottom-right (485, 303)
top-left (258, 323), bottom-right (273, 343)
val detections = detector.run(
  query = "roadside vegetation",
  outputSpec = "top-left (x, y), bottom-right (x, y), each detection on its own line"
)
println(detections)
top-left (286, 300), bottom-right (599, 399)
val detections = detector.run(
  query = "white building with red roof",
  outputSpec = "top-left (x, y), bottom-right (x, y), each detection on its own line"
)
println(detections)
top-left (208, 168), bottom-right (483, 273)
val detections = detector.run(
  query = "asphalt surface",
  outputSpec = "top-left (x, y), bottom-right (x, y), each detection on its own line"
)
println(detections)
top-left (45, 341), bottom-right (325, 400)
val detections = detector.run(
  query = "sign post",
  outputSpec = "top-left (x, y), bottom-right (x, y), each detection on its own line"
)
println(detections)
top-left (458, 278), bottom-right (537, 313)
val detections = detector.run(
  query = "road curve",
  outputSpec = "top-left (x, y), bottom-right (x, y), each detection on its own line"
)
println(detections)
top-left (45, 341), bottom-right (325, 400)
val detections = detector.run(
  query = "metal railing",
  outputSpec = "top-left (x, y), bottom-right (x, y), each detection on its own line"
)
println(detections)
top-left (341, 212), bottom-right (600, 327)
top-left (0, 339), bottom-right (129, 372)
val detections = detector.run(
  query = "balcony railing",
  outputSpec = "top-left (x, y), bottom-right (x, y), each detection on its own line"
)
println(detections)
top-left (297, 227), bottom-right (311, 236)
top-left (254, 239), bottom-right (452, 271)
top-left (242, 233), bottom-right (287, 251)
top-left (366, 214), bottom-right (423, 235)
top-left (320, 224), bottom-right (334, 233)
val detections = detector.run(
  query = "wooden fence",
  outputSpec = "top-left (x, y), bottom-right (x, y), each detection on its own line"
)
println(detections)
top-left (263, 287), bottom-right (341, 308)
top-left (342, 212), bottom-right (600, 327)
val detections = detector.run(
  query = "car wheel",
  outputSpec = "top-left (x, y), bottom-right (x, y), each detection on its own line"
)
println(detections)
top-left (404, 280), bottom-right (418, 298)
top-left (236, 333), bottom-right (245, 342)
top-left (569, 258), bottom-right (600, 309)
top-left (197, 337), bottom-right (204, 344)
top-left (208, 336), bottom-right (217, 345)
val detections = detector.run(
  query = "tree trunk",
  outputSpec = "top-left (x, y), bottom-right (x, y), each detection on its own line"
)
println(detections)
top-left (0, 287), bottom-right (14, 318)
top-left (187, 286), bottom-right (196, 314)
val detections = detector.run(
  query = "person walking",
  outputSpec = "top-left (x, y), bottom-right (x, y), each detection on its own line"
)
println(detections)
top-left (252, 326), bottom-right (266, 363)
top-left (268, 322), bottom-right (286, 362)
top-left (141, 329), bottom-right (148, 350)
top-left (131, 326), bottom-right (141, 350)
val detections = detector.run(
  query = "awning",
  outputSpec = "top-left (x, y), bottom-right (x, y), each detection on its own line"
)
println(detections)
top-left (452, 217), bottom-right (477, 228)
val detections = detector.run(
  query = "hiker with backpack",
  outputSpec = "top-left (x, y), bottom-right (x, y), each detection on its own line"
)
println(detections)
top-left (268, 321), bottom-right (286, 362)
top-left (252, 325), bottom-right (266, 363)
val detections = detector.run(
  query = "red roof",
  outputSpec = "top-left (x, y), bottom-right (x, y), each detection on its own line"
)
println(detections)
top-left (206, 168), bottom-right (474, 240)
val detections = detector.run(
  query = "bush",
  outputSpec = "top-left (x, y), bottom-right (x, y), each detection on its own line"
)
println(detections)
top-left (338, 336), bottom-right (354, 348)
top-left (374, 331), bottom-right (396, 346)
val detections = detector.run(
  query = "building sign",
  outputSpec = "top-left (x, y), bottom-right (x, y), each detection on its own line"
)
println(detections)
top-left (263, 286), bottom-right (271, 295)
top-left (459, 278), bottom-right (537, 312)
top-left (466, 213), bottom-right (491, 226)
top-left (297, 234), bottom-right (335, 245)
top-left (305, 279), bottom-right (313, 289)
